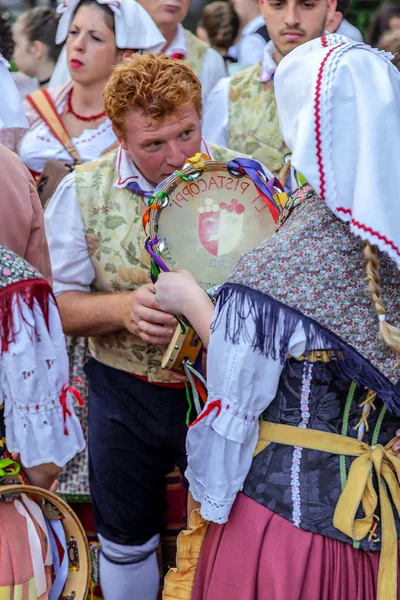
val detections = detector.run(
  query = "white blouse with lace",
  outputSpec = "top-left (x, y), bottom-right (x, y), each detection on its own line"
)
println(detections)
top-left (19, 96), bottom-right (115, 174)
top-left (186, 295), bottom-right (308, 524)
top-left (1, 294), bottom-right (85, 468)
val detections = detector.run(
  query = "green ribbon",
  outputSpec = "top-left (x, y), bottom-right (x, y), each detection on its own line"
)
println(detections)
top-left (0, 457), bottom-right (20, 478)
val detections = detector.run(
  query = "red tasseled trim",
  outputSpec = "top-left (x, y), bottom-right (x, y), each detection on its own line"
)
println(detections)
top-left (0, 278), bottom-right (54, 353)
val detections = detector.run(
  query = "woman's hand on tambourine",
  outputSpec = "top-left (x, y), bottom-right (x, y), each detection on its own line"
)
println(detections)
top-left (155, 270), bottom-right (201, 316)
top-left (126, 283), bottom-right (178, 345)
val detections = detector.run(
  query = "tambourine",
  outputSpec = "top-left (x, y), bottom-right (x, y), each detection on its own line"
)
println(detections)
top-left (0, 484), bottom-right (90, 600)
top-left (144, 156), bottom-right (287, 370)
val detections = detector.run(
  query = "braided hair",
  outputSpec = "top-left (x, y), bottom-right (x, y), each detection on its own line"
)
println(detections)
top-left (364, 242), bottom-right (400, 356)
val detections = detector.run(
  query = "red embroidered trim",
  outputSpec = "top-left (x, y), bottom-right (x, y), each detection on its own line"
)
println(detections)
top-left (336, 207), bottom-right (400, 258)
top-left (189, 399), bottom-right (221, 428)
top-left (321, 36), bottom-right (328, 47)
top-left (116, 147), bottom-right (139, 186)
top-left (314, 43), bottom-right (345, 201)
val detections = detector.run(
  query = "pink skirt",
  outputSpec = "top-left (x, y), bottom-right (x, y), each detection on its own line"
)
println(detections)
top-left (0, 501), bottom-right (52, 598)
top-left (190, 493), bottom-right (398, 600)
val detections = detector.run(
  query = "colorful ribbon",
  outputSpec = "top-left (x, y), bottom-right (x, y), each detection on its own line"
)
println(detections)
top-left (59, 378), bottom-right (84, 435)
top-left (227, 158), bottom-right (284, 223)
top-left (145, 237), bottom-right (171, 278)
top-left (127, 181), bottom-right (154, 198)
top-left (0, 457), bottom-right (20, 478)
top-left (47, 517), bottom-right (69, 600)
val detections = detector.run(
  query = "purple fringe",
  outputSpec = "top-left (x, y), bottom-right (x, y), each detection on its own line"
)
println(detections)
top-left (213, 283), bottom-right (400, 415)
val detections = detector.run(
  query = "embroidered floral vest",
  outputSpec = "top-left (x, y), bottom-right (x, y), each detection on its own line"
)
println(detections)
top-left (75, 150), bottom-right (176, 383)
top-left (184, 29), bottom-right (209, 76)
top-left (75, 144), bottom-right (247, 382)
top-left (228, 64), bottom-right (289, 177)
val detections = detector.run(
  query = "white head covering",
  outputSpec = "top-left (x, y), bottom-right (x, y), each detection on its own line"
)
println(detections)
top-left (0, 55), bottom-right (29, 131)
top-left (274, 34), bottom-right (400, 269)
top-left (56, 0), bottom-right (165, 52)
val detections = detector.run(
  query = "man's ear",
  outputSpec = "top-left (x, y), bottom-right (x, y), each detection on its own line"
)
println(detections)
top-left (31, 40), bottom-right (46, 60)
top-left (112, 124), bottom-right (128, 150)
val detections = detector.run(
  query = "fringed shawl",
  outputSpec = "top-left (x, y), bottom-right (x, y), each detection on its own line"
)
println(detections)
top-left (214, 186), bottom-right (400, 413)
top-left (0, 245), bottom-right (53, 353)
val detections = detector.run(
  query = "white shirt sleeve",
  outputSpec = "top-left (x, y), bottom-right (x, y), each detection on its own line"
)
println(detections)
top-left (186, 295), bottom-right (307, 524)
top-left (44, 172), bottom-right (95, 296)
top-left (3, 293), bottom-right (85, 468)
top-left (237, 34), bottom-right (267, 65)
top-left (199, 48), bottom-right (227, 105)
top-left (202, 77), bottom-right (230, 148)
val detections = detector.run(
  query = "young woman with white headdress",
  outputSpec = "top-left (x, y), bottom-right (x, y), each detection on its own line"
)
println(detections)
top-left (19, 0), bottom-right (164, 180)
top-left (154, 35), bottom-right (400, 600)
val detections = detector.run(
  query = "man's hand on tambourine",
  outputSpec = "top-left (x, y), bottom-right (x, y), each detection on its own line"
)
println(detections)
top-left (126, 283), bottom-right (178, 345)
top-left (154, 270), bottom-right (201, 316)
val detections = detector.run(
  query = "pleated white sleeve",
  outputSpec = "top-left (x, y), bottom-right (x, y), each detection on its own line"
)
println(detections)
top-left (2, 292), bottom-right (85, 468)
top-left (186, 294), bottom-right (307, 523)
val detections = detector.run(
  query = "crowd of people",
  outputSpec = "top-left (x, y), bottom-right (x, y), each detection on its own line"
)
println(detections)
top-left (0, 1), bottom-right (399, 599)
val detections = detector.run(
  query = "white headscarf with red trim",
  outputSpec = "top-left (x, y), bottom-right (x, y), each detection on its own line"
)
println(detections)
top-left (56, 0), bottom-right (165, 52)
top-left (0, 55), bottom-right (29, 130)
top-left (274, 34), bottom-right (400, 269)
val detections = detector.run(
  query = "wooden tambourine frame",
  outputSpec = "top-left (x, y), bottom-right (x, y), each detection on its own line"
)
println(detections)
top-left (0, 484), bottom-right (90, 600)
top-left (147, 160), bottom-right (277, 371)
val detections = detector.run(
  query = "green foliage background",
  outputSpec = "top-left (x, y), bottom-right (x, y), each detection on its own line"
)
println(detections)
top-left (348, 0), bottom-right (382, 35)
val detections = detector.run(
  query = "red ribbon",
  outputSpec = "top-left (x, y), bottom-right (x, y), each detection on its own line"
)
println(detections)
top-left (170, 52), bottom-right (185, 60)
top-left (59, 378), bottom-right (84, 435)
top-left (189, 399), bottom-right (221, 429)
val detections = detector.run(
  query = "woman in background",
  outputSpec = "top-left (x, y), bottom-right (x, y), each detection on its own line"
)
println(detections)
top-left (13, 7), bottom-right (61, 88)
top-left (19, 0), bottom-right (163, 179)
top-left (367, 2), bottom-right (400, 48)
top-left (197, 1), bottom-right (239, 72)
top-left (378, 29), bottom-right (400, 71)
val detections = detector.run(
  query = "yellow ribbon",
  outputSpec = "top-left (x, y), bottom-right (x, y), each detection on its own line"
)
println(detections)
top-left (185, 153), bottom-right (211, 171)
top-left (255, 421), bottom-right (400, 600)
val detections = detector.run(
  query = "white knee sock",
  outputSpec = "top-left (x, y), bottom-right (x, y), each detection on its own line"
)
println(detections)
top-left (99, 533), bottom-right (160, 600)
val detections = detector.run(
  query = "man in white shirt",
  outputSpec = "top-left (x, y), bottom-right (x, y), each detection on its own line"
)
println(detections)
top-left (136, 0), bottom-right (226, 103)
top-left (202, 0), bottom-right (337, 178)
top-left (44, 53), bottom-right (271, 600)
top-left (229, 0), bottom-right (269, 65)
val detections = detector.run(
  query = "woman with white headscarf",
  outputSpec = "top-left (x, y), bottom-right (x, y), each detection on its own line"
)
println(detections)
top-left (154, 35), bottom-right (400, 600)
top-left (19, 0), bottom-right (164, 180)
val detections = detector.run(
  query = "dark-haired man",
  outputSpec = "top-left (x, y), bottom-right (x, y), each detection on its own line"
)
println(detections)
top-left (203, 0), bottom-right (337, 178)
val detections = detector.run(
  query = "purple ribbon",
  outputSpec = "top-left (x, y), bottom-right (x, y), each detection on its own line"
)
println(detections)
top-left (127, 181), bottom-right (154, 198)
top-left (145, 237), bottom-right (171, 274)
top-left (227, 158), bottom-right (282, 213)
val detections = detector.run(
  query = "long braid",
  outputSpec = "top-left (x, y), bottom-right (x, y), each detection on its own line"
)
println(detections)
top-left (364, 242), bottom-right (400, 356)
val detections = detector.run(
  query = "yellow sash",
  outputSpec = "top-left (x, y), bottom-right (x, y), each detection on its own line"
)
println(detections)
top-left (256, 421), bottom-right (400, 600)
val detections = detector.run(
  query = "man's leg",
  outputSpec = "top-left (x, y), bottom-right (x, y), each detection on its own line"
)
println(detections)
top-left (99, 534), bottom-right (160, 600)
top-left (85, 358), bottom-right (188, 600)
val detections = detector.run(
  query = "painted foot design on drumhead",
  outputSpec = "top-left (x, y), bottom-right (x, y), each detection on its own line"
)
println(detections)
top-left (198, 198), bottom-right (246, 256)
